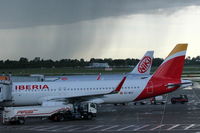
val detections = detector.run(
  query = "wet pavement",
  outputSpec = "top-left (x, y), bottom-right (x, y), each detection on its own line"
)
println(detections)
top-left (1, 83), bottom-right (200, 133)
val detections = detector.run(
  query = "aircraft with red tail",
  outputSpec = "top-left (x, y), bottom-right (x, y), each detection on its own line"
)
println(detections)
top-left (0, 44), bottom-right (190, 106)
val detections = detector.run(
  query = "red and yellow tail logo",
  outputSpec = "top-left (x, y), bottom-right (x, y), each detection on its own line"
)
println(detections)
top-left (154, 43), bottom-right (188, 79)
top-left (135, 44), bottom-right (188, 101)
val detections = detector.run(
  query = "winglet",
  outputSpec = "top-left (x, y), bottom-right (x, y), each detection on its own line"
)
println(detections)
top-left (109, 76), bottom-right (126, 94)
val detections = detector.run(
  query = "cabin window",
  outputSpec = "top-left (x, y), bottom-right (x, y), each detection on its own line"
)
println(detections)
top-left (90, 103), bottom-right (96, 108)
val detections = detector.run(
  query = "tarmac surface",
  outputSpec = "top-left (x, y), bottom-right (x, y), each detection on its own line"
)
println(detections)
top-left (1, 83), bottom-right (200, 133)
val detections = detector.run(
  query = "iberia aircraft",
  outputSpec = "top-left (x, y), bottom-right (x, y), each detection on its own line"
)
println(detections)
top-left (4, 44), bottom-right (189, 106)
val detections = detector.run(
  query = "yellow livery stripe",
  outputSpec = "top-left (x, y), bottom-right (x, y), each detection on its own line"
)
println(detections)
top-left (166, 44), bottom-right (188, 58)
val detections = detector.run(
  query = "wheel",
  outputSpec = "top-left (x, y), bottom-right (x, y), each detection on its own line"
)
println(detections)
top-left (122, 103), bottom-right (126, 106)
top-left (87, 114), bottom-right (93, 120)
top-left (58, 114), bottom-right (65, 121)
top-left (51, 114), bottom-right (64, 122)
top-left (17, 119), bottom-right (25, 125)
top-left (171, 101), bottom-right (176, 104)
top-left (140, 102), bottom-right (145, 105)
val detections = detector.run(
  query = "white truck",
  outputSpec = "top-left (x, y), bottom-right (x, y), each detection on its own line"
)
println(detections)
top-left (2, 103), bottom-right (97, 125)
top-left (150, 96), bottom-right (166, 105)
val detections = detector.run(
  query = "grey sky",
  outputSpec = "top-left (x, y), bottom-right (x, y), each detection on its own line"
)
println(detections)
top-left (0, 0), bottom-right (200, 60)
top-left (1, 0), bottom-right (200, 29)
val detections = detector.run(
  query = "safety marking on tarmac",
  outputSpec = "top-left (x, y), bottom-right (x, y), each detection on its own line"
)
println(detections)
top-left (36, 125), bottom-right (72, 131)
top-left (67, 126), bottom-right (85, 132)
top-left (51, 125), bottom-right (75, 132)
top-left (184, 124), bottom-right (195, 130)
top-left (86, 125), bottom-right (104, 131)
top-left (27, 125), bottom-right (54, 131)
top-left (133, 124), bottom-right (149, 131)
top-left (4, 124), bottom-right (200, 132)
top-left (116, 125), bottom-right (135, 131)
top-left (149, 124), bottom-right (164, 131)
top-left (100, 125), bottom-right (119, 131)
top-left (166, 124), bottom-right (180, 130)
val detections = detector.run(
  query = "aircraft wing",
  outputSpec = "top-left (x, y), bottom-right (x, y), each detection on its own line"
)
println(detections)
top-left (40, 76), bottom-right (126, 105)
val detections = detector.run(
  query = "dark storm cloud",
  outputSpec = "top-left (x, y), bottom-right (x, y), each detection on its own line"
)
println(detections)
top-left (0, 0), bottom-right (200, 29)
top-left (0, 0), bottom-right (200, 60)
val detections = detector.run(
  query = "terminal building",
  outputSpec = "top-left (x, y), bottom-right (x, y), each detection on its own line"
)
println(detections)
top-left (89, 63), bottom-right (109, 68)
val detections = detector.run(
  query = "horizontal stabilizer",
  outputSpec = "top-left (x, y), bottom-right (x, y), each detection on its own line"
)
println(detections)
top-left (166, 82), bottom-right (193, 88)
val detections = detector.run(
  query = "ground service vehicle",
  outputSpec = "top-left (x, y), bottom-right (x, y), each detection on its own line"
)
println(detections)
top-left (150, 96), bottom-right (166, 104)
top-left (171, 95), bottom-right (188, 104)
top-left (2, 103), bottom-right (97, 125)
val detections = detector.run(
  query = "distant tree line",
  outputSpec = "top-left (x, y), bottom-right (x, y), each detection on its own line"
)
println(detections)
top-left (0, 56), bottom-right (199, 69)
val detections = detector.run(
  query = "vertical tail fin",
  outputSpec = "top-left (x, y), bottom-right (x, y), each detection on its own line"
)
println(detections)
top-left (97, 73), bottom-right (101, 80)
top-left (135, 44), bottom-right (188, 101)
top-left (130, 51), bottom-right (154, 75)
top-left (153, 44), bottom-right (188, 80)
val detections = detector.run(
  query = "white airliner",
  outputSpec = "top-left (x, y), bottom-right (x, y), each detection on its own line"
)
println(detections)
top-left (0, 44), bottom-right (190, 106)
top-left (46, 51), bottom-right (154, 81)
